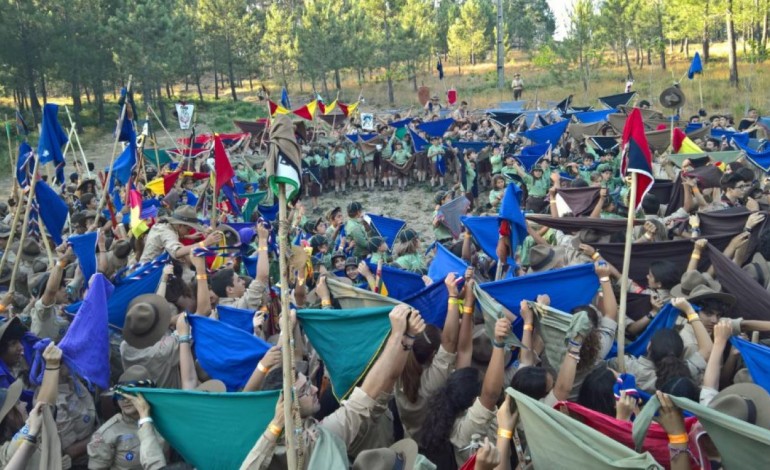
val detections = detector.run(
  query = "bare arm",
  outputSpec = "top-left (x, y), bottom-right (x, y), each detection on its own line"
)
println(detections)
top-left (97, 230), bottom-right (108, 274)
top-left (243, 346), bottom-right (282, 392)
top-left (42, 249), bottom-right (72, 306)
top-left (595, 261), bottom-right (617, 322)
top-left (672, 298), bottom-right (714, 361)
top-left (518, 300), bottom-right (536, 367)
top-left (175, 314), bottom-right (198, 390)
top-left (552, 333), bottom-right (581, 402)
top-left (703, 321), bottom-right (731, 391)
top-left (36, 342), bottom-right (62, 405)
top-left (456, 278), bottom-right (476, 369)
top-left (442, 272), bottom-right (463, 354)
top-left (256, 224), bottom-right (271, 285)
top-left (481, 317), bottom-right (509, 410)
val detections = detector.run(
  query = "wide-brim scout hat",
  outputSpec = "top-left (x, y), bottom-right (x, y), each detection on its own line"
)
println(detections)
top-left (352, 438), bottom-right (418, 470)
top-left (670, 270), bottom-right (722, 298)
top-left (686, 284), bottom-right (736, 307)
top-left (528, 245), bottom-right (564, 272)
top-left (123, 294), bottom-right (172, 349)
top-left (0, 380), bottom-right (23, 423)
top-left (20, 239), bottom-right (41, 261)
top-left (710, 383), bottom-right (770, 430)
top-left (167, 205), bottom-right (205, 233)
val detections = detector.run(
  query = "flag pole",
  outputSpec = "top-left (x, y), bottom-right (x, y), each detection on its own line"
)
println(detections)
top-left (95, 75), bottom-right (132, 218)
top-left (4, 116), bottom-right (18, 197)
top-left (698, 75), bottom-right (704, 111)
top-left (616, 170), bottom-right (637, 373)
top-left (37, 211), bottom-right (55, 267)
top-left (10, 157), bottom-right (41, 291)
top-left (0, 185), bottom-right (25, 274)
top-left (63, 105), bottom-right (91, 178)
top-left (278, 183), bottom-right (299, 470)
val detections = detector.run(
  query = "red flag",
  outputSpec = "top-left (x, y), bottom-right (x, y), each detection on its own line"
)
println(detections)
top-left (163, 170), bottom-right (182, 194)
top-left (620, 108), bottom-right (654, 211)
top-left (317, 100), bottom-right (326, 115)
top-left (213, 134), bottom-right (234, 193)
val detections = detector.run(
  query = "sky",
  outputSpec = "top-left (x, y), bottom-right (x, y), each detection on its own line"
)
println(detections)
top-left (547, 0), bottom-right (572, 40)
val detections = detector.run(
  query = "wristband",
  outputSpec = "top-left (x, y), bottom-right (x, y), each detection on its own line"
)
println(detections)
top-left (196, 274), bottom-right (208, 280)
top-left (492, 339), bottom-right (505, 349)
top-left (549, 200), bottom-right (556, 205)
top-left (58, 260), bottom-right (68, 268)
top-left (0, 304), bottom-right (5, 313)
top-left (258, 246), bottom-right (268, 252)
top-left (567, 351), bottom-right (581, 362)
top-left (45, 366), bottom-right (61, 371)
top-left (464, 233), bottom-right (472, 239)
top-left (497, 428), bottom-right (513, 439)
top-left (668, 433), bottom-right (688, 445)
top-left (268, 423), bottom-right (283, 437)
top-left (692, 187), bottom-right (701, 194)
top-left (687, 313), bottom-right (700, 323)
top-left (257, 362), bottom-right (270, 374)
top-left (177, 334), bottom-right (192, 344)
top-left (20, 434), bottom-right (38, 445)
top-left (462, 306), bottom-right (474, 315)
top-left (691, 254), bottom-right (700, 260)
top-left (644, 232), bottom-right (653, 240)
top-left (448, 298), bottom-right (463, 306)
top-left (198, 241), bottom-right (206, 249)
top-left (523, 324), bottom-right (534, 332)
top-left (321, 299), bottom-right (332, 307)
top-left (138, 417), bottom-right (154, 427)
top-left (599, 276), bottom-right (611, 283)
top-left (591, 252), bottom-right (600, 261)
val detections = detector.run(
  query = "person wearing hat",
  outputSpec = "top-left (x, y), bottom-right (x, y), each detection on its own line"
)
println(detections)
top-left (138, 205), bottom-right (222, 263)
top-left (301, 147), bottom-right (324, 213)
top-left (87, 365), bottom-right (166, 469)
top-left (330, 251), bottom-right (346, 276)
top-left (526, 245), bottom-right (565, 273)
top-left (367, 237), bottom-right (389, 265)
top-left (345, 202), bottom-right (371, 259)
top-left (98, 236), bottom-right (132, 280)
top-left (17, 239), bottom-right (41, 283)
top-left (120, 295), bottom-right (181, 390)
top-left (423, 95), bottom-right (443, 118)
top-left (432, 191), bottom-right (454, 245)
top-left (351, 438), bottom-right (432, 470)
top-left (511, 73), bottom-right (524, 99)
top-left (211, 224), bottom-right (270, 311)
top-left (338, 257), bottom-right (369, 290)
top-left (27, 248), bottom-right (76, 343)
top-left (241, 304), bottom-right (426, 469)
top-left (309, 234), bottom-right (332, 269)
top-left (325, 206), bottom-right (346, 252)
top-left (427, 137), bottom-right (446, 189)
top-left (393, 229), bottom-right (426, 274)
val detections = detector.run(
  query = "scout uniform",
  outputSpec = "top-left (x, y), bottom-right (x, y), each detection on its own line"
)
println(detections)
top-left (87, 413), bottom-right (166, 469)
top-left (394, 253), bottom-right (426, 273)
top-left (345, 217), bottom-right (370, 259)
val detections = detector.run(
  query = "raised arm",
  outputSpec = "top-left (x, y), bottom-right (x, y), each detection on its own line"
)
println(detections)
top-left (552, 333), bottom-right (582, 402)
top-left (36, 342), bottom-right (62, 405)
top-left (175, 314), bottom-right (198, 391)
top-left (442, 272), bottom-right (462, 354)
top-left (595, 261), bottom-right (617, 322)
top-left (672, 297), bottom-right (714, 361)
top-left (703, 320), bottom-right (731, 392)
top-left (481, 317), bottom-right (510, 410)
top-left (518, 300), bottom-right (536, 367)
top-left (456, 274), bottom-right (476, 369)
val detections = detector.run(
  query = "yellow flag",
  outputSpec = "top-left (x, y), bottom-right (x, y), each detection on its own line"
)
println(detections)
top-left (347, 101), bottom-right (360, 115)
top-left (306, 100), bottom-right (317, 117)
top-left (146, 177), bottom-right (166, 196)
top-left (324, 100), bottom-right (337, 115)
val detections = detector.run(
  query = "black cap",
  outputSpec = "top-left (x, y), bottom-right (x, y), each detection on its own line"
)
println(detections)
top-left (347, 202), bottom-right (363, 216)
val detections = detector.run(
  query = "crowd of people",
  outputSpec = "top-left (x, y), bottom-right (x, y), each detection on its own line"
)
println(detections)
top-left (0, 91), bottom-right (770, 470)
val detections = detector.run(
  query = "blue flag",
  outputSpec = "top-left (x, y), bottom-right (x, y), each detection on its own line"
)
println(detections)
top-left (499, 183), bottom-right (528, 258)
top-left (16, 142), bottom-right (34, 188)
top-left (522, 119), bottom-right (569, 145)
top-left (217, 305), bottom-right (255, 334)
top-left (280, 86), bottom-right (291, 110)
top-left (68, 232), bottom-right (98, 284)
top-left (418, 118), bottom-right (455, 138)
top-left (733, 138), bottom-right (770, 172)
top-left (242, 256), bottom-right (258, 278)
top-left (427, 242), bottom-right (468, 283)
top-left (403, 280), bottom-right (450, 328)
top-left (297, 306), bottom-right (393, 400)
top-left (606, 304), bottom-right (680, 358)
top-left (461, 216), bottom-right (500, 260)
top-left (109, 125), bottom-right (137, 189)
top-left (389, 117), bottom-right (414, 129)
top-left (573, 109), bottom-right (614, 124)
top-left (37, 103), bottom-right (68, 184)
top-left (367, 213), bottom-right (406, 249)
top-left (730, 337), bottom-right (770, 395)
top-left (189, 314), bottom-right (271, 391)
top-left (366, 262), bottom-right (425, 300)
top-left (408, 128), bottom-right (429, 153)
top-left (35, 181), bottom-right (68, 245)
top-left (517, 143), bottom-right (551, 172)
top-left (598, 92), bottom-right (636, 109)
top-left (687, 52), bottom-right (703, 79)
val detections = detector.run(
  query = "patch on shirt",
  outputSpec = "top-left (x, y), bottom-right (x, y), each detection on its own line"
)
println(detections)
top-left (125, 451), bottom-right (134, 461)
top-left (83, 415), bottom-right (90, 423)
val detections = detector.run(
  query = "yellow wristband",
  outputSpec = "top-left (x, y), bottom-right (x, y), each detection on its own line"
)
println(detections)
top-left (196, 274), bottom-right (208, 281)
top-left (668, 433), bottom-right (688, 444)
top-left (198, 241), bottom-right (206, 249)
top-left (0, 305), bottom-right (5, 313)
top-left (462, 306), bottom-right (474, 315)
top-left (497, 428), bottom-right (513, 439)
top-left (268, 424), bottom-right (283, 437)
top-left (591, 252), bottom-right (600, 261)
top-left (549, 200), bottom-right (557, 205)
top-left (691, 254), bottom-right (700, 260)
top-left (448, 298), bottom-right (463, 306)
top-left (464, 233), bottom-right (471, 239)
top-left (523, 324), bottom-right (534, 332)
top-left (321, 299), bottom-right (332, 307)
top-left (687, 313), bottom-right (700, 323)
top-left (257, 362), bottom-right (270, 374)
top-left (258, 246), bottom-right (268, 252)
top-left (599, 276), bottom-right (611, 283)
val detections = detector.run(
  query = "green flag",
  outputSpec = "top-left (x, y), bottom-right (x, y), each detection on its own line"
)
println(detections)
top-left (508, 388), bottom-right (662, 469)
top-left (326, 277), bottom-right (399, 310)
top-left (125, 387), bottom-right (279, 470)
top-left (242, 191), bottom-right (268, 221)
top-left (297, 306), bottom-right (393, 401)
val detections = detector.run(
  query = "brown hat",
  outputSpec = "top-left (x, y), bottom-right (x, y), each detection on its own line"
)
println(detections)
top-left (670, 270), bottom-right (721, 298)
top-left (118, 365), bottom-right (152, 384)
top-left (163, 189), bottom-right (181, 209)
top-left (0, 380), bottom-right (23, 423)
top-left (686, 284), bottom-right (736, 307)
top-left (710, 383), bottom-right (770, 430)
top-left (21, 239), bottom-right (41, 260)
top-left (196, 379), bottom-right (226, 393)
top-left (743, 252), bottom-right (770, 290)
top-left (123, 294), bottom-right (172, 349)
top-left (352, 439), bottom-right (418, 470)
top-left (528, 245), bottom-right (563, 272)
top-left (0, 223), bottom-right (10, 238)
top-left (570, 229), bottom-right (610, 250)
top-left (167, 205), bottom-right (205, 232)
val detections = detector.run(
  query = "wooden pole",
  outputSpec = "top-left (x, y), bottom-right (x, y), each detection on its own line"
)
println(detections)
top-left (5, 116), bottom-right (18, 197)
top-left (37, 212), bottom-right (55, 267)
top-left (95, 75), bottom-right (132, 218)
top-left (10, 158), bottom-right (41, 290)
top-left (616, 172), bottom-right (638, 373)
top-left (63, 105), bottom-right (91, 178)
top-left (277, 185), bottom-right (298, 470)
top-left (0, 186), bottom-right (24, 274)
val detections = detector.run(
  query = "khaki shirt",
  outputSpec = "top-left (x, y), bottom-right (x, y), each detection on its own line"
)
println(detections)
top-left (396, 345), bottom-right (456, 440)
top-left (240, 387), bottom-right (382, 470)
top-left (139, 223), bottom-right (183, 263)
top-left (87, 414), bottom-right (165, 470)
top-left (120, 334), bottom-right (181, 389)
top-left (449, 397), bottom-right (497, 467)
top-left (30, 299), bottom-right (70, 342)
top-left (57, 378), bottom-right (97, 451)
top-left (607, 354), bottom-right (707, 395)
top-left (217, 278), bottom-right (268, 311)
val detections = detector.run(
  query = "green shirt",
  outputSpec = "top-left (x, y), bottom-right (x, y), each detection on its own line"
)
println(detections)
top-left (345, 218), bottom-right (369, 258)
top-left (490, 153), bottom-right (504, 174)
top-left (369, 252), bottom-right (389, 265)
top-left (432, 210), bottom-right (453, 241)
top-left (461, 165), bottom-right (476, 192)
top-left (332, 151), bottom-right (348, 167)
top-left (395, 253), bottom-right (426, 273)
top-left (391, 149), bottom-right (411, 166)
top-left (427, 144), bottom-right (445, 161)
top-left (489, 189), bottom-right (504, 207)
top-left (520, 173), bottom-right (550, 198)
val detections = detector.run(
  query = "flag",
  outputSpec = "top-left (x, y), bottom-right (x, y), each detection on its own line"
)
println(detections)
top-left (620, 108), bottom-right (654, 211)
top-left (408, 128), bottom-right (429, 153)
top-left (280, 86), bottom-right (291, 109)
top-left (687, 52), bottom-right (703, 80)
top-left (35, 180), bottom-right (68, 245)
top-left (188, 314), bottom-right (271, 391)
top-left (732, 137), bottom-right (770, 172)
top-left (129, 189), bottom-right (151, 237)
top-left (517, 143), bottom-right (551, 172)
top-left (267, 100), bottom-right (289, 116)
top-left (498, 183), bottom-right (528, 261)
top-left (417, 118), bottom-right (455, 138)
top-left (366, 213), bottom-right (406, 249)
top-left (216, 305), bottom-right (255, 334)
top-left (427, 243), bottom-right (468, 283)
top-left (265, 115), bottom-right (302, 201)
top-left (365, 262), bottom-right (426, 300)
top-left (213, 134), bottom-right (234, 194)
top-left (671, 128), bottom-right (702, 154)
top-left (37, 103), bottom-right (68, 185)
top-left (522, 119), bottom-right (569, 145)
top-left (145, 177), bottom-right (166, 196)
top-left (437, 57), bottom-right (444, 80)
top-left (109, 124), bottom-right (137, 189)
top-left (323, 99), bottom-right (338, 115)
top-left (125, 387), bottom-right (279, 470)
top-left (598, 91), bottom-right (636, 109)
top-left (337, 101), bottom-right (360, 117)
top-left (297, 306), bottom-right (393, 400)
top-left (292, 100), bottom-right (317, 121)
top-left (68, 232), bottom-right (98, 284)
top-left (16, 141), bottom-right (34, 188)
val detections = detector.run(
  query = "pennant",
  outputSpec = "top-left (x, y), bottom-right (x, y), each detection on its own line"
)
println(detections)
top-left (125, 387), bottom-right (279, 470)
top-left (145, 177), bottom-right (166, 196)
top-left (292, 100), bottom-right (317, 121)
top-left (221, 185), bottom-right (242, 217)
top-left (213, 134), bottom-right (235, 194)
top-left (323, 99), bottom-right (338, 115)
top-left (366, 213), bottom-right (406, 249)
top-left (598, 91), bottom-right (636, 109)
top-left (268, 100), bottom-right (290, 116)
top-left (16, 141), bottom-right (34, 188)
top-left (35, 180), bottom-right (68, 245)
top-left (297, 306), bottom-right (393, 400)
top-left (427, 243), bottom-right (468, 283)
top-left (242, 191), bottom-right (267, 221)
top-left (129, 189), bottom-right (150, 237)
top-left (620, 108), bottom-right (654, 211)
top-left (522, 119), bottom-right (569, 145)
top-left (687, 52), bottom-right (703, 79)
top-left (37, 103), bottom-right (68, 184)
top-left (437, 57), bottom-right (444, 80)
top-left (417, 118), bottom-right (455, 138)
top-left (437, 195), bottom-right (471, 239)
top-left (188, 314), bottom-right (271, 391)
top-left (408, 128), bottom-right (429, 153)
top-left (68, 232), bottom-right (98, 284)
top-left (216, 305), bottom-right (255, 334)
top-left (337, 101), bottom-right (359, 117)
top-left (265, 115), bottom-right (302, 200)
top-left (672, 128), bottom-right (702, 154)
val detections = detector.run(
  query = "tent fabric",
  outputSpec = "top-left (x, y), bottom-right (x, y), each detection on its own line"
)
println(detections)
top-left (437, 195), bottom-right (471, 239)
top-left (125, 387), bottom-right (279, 470)
top-left (555, 186), bottom-right (601, 216)
top-left (606, 304), bottom-right (680, 359)
top-left (189, 314), bottom-right (271, 391)
top-left (297, 307), bottom-right (393, 400)
top-left (633, 394), bottom-right (770, 469)
top-left (461, 216), bottom-right (501, 261)
top-left (216, 305), bottom-right (256, 334)
top-left (522, 119), bottom-right (570, 145)
top-left (366, 213), bottom-right (406, 249)
top-left (730, 337), bottom-right (770, 395)
top-left (508, 388), bottom-right (662, 469)
top-left (36, 180), bottom-right (69, 245)
top-left (704, 243), bottom-right (770, 321)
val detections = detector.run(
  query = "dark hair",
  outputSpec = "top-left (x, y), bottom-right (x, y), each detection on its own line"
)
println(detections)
top-left (401, 326), bottom-right (441, 403)
top-left (80, 193), bottom-right (96, 207)
top-left (511, 366), bottom-right (550, 400)
top-left (734, 167), bottom-right (755, 184)
top-left (571, 179), bottom-right (589, 188)
top-left (577, 366), bottom-right (615, 417)
top-left (692, 298), bottom-right (731, 318)
top-left (210, 268), bottom-right (236, 298)
top-left (262, 367), bottom-right (284, 391)
top-left (641, 194), bottom-right (660, 215)
top-left (570, 305), bottom-right (601, 371)
top-left (660, 376), bottom-right (699, 401)
top-left (420, 368), bottom-right (481, 456)
top-left (720, 172), bottom-right (744, 190)
top-left (649, 329), bottom-right (689, 389)
top-left (649, 260), bottom-right (681, 290)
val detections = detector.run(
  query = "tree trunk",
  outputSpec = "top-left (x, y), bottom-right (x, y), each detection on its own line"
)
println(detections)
top-left (70, 79), bottom-right (83, 133)
top-left (195, 73), bottom-right (204, 103)
top-left (156, 85), bottom-right (168, 125)
top-left (249, 76), bottom-right (254, 91)
top-left (357, 68), bottom-right (363, 85)
top-left (40, 72), bottom-right (47, 104)
top-left (25, 62), bottom-right (41, 124)
top-left (684, 38), bottom-right (689, 58)
top-left (727, 0), bottom-right (740, 88)
top-left (647, 48), bottom-right (652, 66)
top-left (411, 62), bottom-right (418, 91)
top-left (703, 1), bottom-right (710, 62)
top-left (322, 73), bottom-right (329, 99)
top-left (622, 38), bottom-right (633, 80)
top-left (227, 39), bottom-right (238, 102)
top-left (763, 3), bottom-right (769, 50)
top-left (84, 87), bottom-right (91, 105)
top-left (94, 79), bottom-right (105, 126)
top-left (214, 66), bottom-right (220, 100)
top-left (166, 83), bottom-right (172, 100)
top-left (334, 69), bottom-right (341, 90)
top-left (657, 4), bottom-right (667, 70)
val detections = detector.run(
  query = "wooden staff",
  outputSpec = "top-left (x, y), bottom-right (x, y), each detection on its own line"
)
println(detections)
top-left (63, 105), bottom-right (91, 177)
top-left (37, 211), bottom-right (55, 267)
top-left (4, 115), bottom-right (18, 197)
top-left (615, 171), bottom-right (638, 373)
top-left (95, 75), bottom-right (132, 218)
top-left (0, 185), bottom-right (25, 274)
top-left (10, 158), bottom-right (41, 290)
